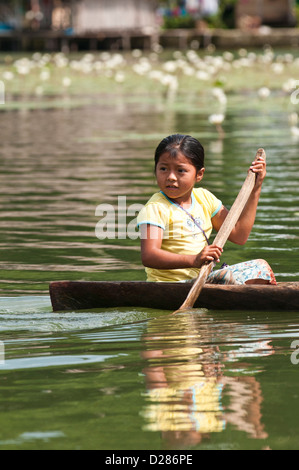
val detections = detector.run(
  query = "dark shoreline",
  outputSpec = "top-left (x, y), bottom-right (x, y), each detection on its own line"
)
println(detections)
top-left (1, 27), bottom-right (299, 52)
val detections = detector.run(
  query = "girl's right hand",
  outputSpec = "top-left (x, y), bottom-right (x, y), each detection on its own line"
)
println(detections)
top-left (194, 245), bottom-right (223, 267)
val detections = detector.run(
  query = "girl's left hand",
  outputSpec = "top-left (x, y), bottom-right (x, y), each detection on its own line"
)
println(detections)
top-left (249, 155), bottom-right (266, 187)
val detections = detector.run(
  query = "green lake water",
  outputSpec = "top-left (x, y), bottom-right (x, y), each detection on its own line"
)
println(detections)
top-left (0, 82), bottom-right (299, 450)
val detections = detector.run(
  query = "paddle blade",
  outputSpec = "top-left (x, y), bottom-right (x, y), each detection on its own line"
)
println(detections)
top-left (173, 262), bottom-right (214, 314)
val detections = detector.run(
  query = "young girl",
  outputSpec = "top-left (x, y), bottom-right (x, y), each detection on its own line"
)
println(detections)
top-left (137, 134), bottom-right (276, 285)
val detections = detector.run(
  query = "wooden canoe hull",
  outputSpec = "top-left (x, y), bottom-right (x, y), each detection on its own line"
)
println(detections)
top-left (49, 281), bottom-right (299, 312)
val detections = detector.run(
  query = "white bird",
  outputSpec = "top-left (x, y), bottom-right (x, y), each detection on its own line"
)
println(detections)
top-left (209, 114), bottom-right (225, 138)
top-left (209, 114), bottom-right (225, 125)
top-left (290, 126), bottom-right (299, 137)
top-left (258, 87), bottom-right (271, 99)
top-left (62, 77), bottom-right (71, 88)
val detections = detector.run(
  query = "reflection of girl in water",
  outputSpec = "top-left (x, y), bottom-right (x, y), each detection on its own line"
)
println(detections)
top-left (141, 313), bottom-right (270, 448)
top-left (141, 313), bottom-right (225, 447)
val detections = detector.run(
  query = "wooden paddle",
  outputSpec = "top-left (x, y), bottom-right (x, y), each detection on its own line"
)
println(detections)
top-left (174, 148), bottom-right (266, 313)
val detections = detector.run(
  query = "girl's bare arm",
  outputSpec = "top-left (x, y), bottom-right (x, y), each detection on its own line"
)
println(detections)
top-left (212, 157), bottom-right (266, 245)
top-left (140, 224), bottom-right (222, 269)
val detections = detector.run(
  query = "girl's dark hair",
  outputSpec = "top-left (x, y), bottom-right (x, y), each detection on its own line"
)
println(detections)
top-left (154, 134), bottom-right (204, 172)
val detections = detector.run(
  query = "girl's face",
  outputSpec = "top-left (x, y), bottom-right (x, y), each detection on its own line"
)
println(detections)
top-left (155, 151), bottom-right (205, 206)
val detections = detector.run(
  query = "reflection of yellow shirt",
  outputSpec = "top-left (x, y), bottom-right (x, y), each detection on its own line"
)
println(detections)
top-left (137, 188), bottom-right (222, 282)
top-left (142, 378), bottom-right (225, 433)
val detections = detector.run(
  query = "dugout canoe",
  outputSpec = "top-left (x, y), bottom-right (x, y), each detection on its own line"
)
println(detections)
top-left (49, 280), bottom-right (299, 312)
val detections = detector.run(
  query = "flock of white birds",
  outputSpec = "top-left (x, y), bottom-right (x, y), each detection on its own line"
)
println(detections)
top-left (1, 45), bottom-right (299, 135)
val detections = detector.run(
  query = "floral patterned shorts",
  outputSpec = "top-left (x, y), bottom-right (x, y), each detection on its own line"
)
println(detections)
top-left (207, 259), bottom-right (277, 285)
